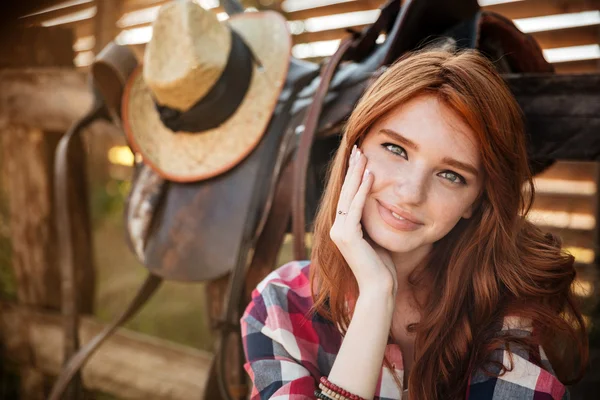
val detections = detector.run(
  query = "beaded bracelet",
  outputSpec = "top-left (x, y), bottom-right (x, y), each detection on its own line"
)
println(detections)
top-left (314, 389), bottom-right (331, 400)
top-left (319, 383), bottom-right (349, 400)
top-left (320, 376), bottom-right (367, 400)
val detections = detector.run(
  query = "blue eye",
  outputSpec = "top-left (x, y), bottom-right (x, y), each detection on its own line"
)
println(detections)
top-left (439, 171), bottom-right (466, 185)
top-left (382, 143), bottom-right (467, 185)
top-left (382, 143), bottom-right (407, 159)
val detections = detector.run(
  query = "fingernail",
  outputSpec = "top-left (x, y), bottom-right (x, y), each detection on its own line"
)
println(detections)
top-left (363, 168), bottom-right (370, 177)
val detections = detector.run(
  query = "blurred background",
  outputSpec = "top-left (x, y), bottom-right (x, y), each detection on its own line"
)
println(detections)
top-left (0, 0), bottom-right (598, 399)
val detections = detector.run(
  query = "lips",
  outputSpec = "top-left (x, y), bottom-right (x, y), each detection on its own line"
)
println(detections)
top-left (377, 200), bottom-right (423, 224)
top-left (376, 200), bottom-right (424, 232)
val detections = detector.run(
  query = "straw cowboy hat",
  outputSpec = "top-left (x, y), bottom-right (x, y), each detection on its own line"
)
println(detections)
top-left (122, 0), bottom-right (291, 182)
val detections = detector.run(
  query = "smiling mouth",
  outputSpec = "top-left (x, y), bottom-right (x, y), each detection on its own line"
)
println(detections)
top-left (376, 200), bottom-right (423, 231)
top-left (377, 200), bottom-right (423, 225)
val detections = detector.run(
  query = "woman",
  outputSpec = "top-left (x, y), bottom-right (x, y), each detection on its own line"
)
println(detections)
top-left (240, 47), bottom-right (588, 400)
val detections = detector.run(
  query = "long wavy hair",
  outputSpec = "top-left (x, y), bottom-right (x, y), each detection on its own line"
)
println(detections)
top-left (307, 47), bottom-right (588, 399)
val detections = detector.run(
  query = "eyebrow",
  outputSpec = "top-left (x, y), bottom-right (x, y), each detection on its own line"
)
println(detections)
top-left (377, 128), bottom-right (479, 177)
top-left (379, 128), bottom-right (419, 151)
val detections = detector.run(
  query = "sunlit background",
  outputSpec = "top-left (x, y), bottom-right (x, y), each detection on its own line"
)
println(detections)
top-left (23, 0), bottom-right (600, 68)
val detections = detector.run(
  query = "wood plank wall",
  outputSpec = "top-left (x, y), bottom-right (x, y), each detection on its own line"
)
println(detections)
top-left (18, 0), bottom-right (600, 264)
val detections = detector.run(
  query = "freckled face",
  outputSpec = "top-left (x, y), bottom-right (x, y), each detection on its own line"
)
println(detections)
top-left (360, 95), bottom-right (484, 255)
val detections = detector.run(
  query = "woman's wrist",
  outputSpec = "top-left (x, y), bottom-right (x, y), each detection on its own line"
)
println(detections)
top-left (328, 278), bottom-right (395, 398)
top-left (359, 273), bottom-right (396, 300)
top-left (357, 282), bottom-right (395, 314)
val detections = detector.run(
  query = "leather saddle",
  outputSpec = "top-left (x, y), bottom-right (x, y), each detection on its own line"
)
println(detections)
top-left (50, 0), bottom-right (554, 399)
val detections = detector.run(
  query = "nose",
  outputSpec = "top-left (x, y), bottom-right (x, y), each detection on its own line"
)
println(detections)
top-left (394, 166), bottom-right (428, 206)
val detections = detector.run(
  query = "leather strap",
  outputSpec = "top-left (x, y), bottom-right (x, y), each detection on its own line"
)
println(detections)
top-left (50, 42), bottom-right (142, 400)
top-left (48, 274), bottom-right (162, 400)
top-left (54, 93), bottom-right (109, 400)
top-left (292, 37), bottom-right (355, 260)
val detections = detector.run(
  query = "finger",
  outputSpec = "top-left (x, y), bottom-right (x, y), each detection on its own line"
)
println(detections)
top-left (335, 145), bottom-right (358, 217)
top-left (338, 148), bottom-right (367, 216)
top-left (344, 144), bottom-right (357, 179)
top-left (346, 167), bottom-right (372, 225)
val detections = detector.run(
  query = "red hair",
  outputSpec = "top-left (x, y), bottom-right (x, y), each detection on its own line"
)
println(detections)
top-left (307, 47), bottom-right (588, 399)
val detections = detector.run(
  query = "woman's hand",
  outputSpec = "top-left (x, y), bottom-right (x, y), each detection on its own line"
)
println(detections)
top-left (329, 145), bottom-right (398, 298)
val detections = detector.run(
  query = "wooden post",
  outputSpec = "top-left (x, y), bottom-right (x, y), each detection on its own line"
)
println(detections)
top-left (0, 124), bottom-right (63, 309)
top-left (0, 27), bottom-right (95, 399)
top-left (94, 0), bottom-right (122, 56)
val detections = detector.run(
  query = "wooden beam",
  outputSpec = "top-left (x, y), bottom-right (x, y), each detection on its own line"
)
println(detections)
top-left (73, 36), bottom-right (95, 52)
top-left (73, 19), bottom-right (93, 39)
top-left (537, 161), bottom-right (597, 181)
top-left (287, 0), bottom-right (600, 21)
top-left (532, 193), bottom-right (596, 215)
top-left (290, 10), bottom-right (600, 48)
top-left (121, 0), bottom-right (224, 14)
top-left (553, 59), bottom-right (600, 74)
top-left (118, 3), bottom-right (225, 31)
top-left (94, 0), bottom-right (122, 54)
top-left (118, 1), bottom-right (224, 31)
top-left (293, 24), bottom-right (369, 45)
top-left (0, 302), bottom-right (213, 400)
top-left (530, 24), bottom-right (600, 49)
top-left (121, 0), bottom-right (169, 13)
top-left (0, 26), bottom-right (74, 68)
top-left (20, 2), bottom-right (95, 26)
top-left (0, 69), bottom-right (92, 132)
top-left (292, 20), bottom-right (600, 48)
top-left (118, 20), bottom-right (152, 31)
top-left (543, 226), bottom-right (594, 248)
top-left (286, 0), bottom-right (384, 21)
top-left (48, 16), bottom-right (95, 41)
top-left (293, 25), bottom-right (597, 50)
top-left (284, 0), bottom-right (600, 29)
top-left (486, 0), bottom-right (600, 20)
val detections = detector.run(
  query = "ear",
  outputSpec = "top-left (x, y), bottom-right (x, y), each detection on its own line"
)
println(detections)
top-left (462, 195), bottom-right (483, 219)
top-left (462, 206), bottom-right (473, 219)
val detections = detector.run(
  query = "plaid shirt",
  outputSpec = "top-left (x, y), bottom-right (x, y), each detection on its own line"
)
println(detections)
top-left (241, 260), bottom-right (568, 400)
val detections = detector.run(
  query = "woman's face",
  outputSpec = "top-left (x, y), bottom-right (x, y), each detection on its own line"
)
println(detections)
top-left (360, 94), bottom-right (484, 256)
